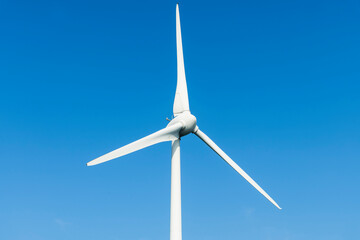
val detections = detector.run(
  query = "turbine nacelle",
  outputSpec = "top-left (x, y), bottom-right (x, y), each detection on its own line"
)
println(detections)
top-left (168, 112), bottom-right (197, 137)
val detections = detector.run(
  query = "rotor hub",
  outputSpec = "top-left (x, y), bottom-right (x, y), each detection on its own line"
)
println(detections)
top-left (168, 112), bottom-right (197, 137)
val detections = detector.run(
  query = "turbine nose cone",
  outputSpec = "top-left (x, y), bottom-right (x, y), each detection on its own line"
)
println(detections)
top-left (168, 112), bottom-right (197, 137)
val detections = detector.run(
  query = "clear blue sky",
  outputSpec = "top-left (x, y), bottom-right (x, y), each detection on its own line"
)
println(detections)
top-left (1, 0), bottom-right (359, 239)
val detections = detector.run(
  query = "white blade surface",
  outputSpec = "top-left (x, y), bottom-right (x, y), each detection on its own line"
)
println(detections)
top-left (173, 4), bottom-right (190, 116)
top-left (87, 123), bottom-right (183, 166)
top-left (194, 128), bottom-right (281, 209)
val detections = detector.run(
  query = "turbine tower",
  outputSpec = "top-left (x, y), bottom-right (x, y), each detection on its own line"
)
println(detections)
top-left (87, 4), bottom-right (281, 240)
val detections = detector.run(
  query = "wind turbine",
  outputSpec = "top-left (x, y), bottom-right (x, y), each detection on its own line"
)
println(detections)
top-left (87, 4), bottom-right (281, 240)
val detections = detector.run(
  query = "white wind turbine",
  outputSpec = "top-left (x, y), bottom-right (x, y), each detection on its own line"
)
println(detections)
top-left (87, 4), bottom-right (281, 240)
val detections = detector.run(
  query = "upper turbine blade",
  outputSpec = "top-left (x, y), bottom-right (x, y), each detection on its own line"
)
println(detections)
top-left (194, 128), bottom-right (281, 209)
top-left (173, 4), bottom-right (190, 116)
top-left (87, 123), bottom-right (183, 166)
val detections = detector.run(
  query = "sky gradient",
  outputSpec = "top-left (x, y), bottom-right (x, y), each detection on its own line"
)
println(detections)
top-left (1, 0), bottom-right (360, 239)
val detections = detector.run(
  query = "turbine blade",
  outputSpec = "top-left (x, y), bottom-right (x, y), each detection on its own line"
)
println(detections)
top-left (194, 128), bottom-right (281, 209)
top-left (173, 4), bottom-right (190, 116)
top-left (87, 123), bottom-right (183, 166)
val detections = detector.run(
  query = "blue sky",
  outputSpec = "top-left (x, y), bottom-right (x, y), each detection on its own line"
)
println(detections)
top-left (1, 0), bottom-right (360, 239)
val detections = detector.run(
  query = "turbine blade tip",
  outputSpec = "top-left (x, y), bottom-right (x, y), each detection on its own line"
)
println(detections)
top-left (86, 161), bottom-right (95, 166)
